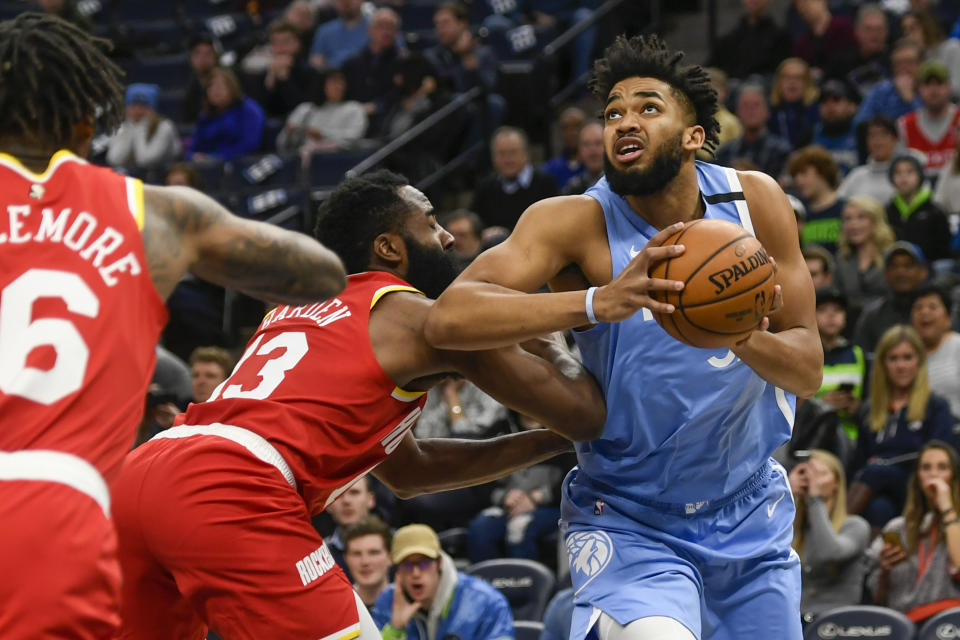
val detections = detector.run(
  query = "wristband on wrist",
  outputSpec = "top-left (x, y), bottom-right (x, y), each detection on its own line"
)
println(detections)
top-left (585, 287), bottom-right (598, 324)
top-left (942, 507), bottom-right (956, 516)
top-left (945, 518), bottom-right (960, 528)
top-left (383, 623), bottom-right (406, 640)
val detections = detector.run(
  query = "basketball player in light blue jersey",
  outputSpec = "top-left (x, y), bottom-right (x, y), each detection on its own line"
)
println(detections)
top-left (425, 35), bottom-right (822, 640)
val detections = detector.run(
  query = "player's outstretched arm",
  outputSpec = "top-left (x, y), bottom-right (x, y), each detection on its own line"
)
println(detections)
top-left (372, 430), bottom-right (573, 499)
top-left (730, 172), bottom-right (823, 397)
top-left (424, 196), bottom-right (685, 350)
top-left (371, 291), bottom-right (606, 441)
top-left (141, 185), bottom-right (346, 302)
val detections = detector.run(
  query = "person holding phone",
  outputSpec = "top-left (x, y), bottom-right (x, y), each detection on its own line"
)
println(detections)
top-left (814, 286), bottom-right (866, 446)
top-left (374, 524), bottom-right (515, 640)
top-left (788, 449), bottom-right (871, 620)
top-left (868, 441), bottom-right (960, 624)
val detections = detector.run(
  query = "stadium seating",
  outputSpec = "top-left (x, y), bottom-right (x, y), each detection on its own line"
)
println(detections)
top-left (437, 527), bottom-right (470, 561)
top-left (307, 149), bottom-right (374, 190)
top-left (225, 153), bottom-right (301, 192)
top-left (513, 620), bottom-right (545, 640)
top-left (466, 558), bottom-right (556, 621)
top-left (919, 607), bottom-right (960, 640)
top-left (125, 54), bottom-right (192, 91)
top-left (803, 606), bottom-right (916, 640)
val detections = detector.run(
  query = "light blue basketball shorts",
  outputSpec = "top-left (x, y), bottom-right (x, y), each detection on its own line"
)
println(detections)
top-left (561, 459), bottom-right (801, 640)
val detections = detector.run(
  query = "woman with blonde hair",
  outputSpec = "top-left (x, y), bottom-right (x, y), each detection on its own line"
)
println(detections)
top-left (188, 67), bottom-right (266, 162)
top-left (768, 57), bottom-right (820, 149)
top-left (869, 441), bottom-right (960, 623)
top-left (788, 449), bottom-right (870, 618)
top-left (834, 195), bottom-right (896, 313)
top-left (847, 325), bottom-right (955, 528)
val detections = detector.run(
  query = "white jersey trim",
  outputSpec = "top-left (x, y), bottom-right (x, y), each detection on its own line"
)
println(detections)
top-left (0, 449), bottom-right (110, 516)
top-left (721, 167), bottom-right (756, 238)
top-left (153, 423), bottom-right (297, 489)
top-left (775, 387), bottom-right (795, 433)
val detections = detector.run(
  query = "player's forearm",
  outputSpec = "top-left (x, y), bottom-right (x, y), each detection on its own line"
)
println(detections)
top-left (731, 327), bottom-right (823, 397)
top-left (397, 431), bottom-right (572, 497)
top-left (425, 282), bottom-right (590, 350)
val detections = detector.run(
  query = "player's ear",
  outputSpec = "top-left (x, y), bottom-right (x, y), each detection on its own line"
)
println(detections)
top-left (683, 125), bottom-right (705, 151)
top-left (71, 117), bottom-right (96, 158)
top-left (373, 232), bottom-right (404, 266)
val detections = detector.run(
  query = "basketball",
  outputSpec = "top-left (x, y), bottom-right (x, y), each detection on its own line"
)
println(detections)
top-left (649, 218), bottom-right (775, 349)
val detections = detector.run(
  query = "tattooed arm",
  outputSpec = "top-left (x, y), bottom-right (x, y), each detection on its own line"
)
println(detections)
top-left (142, 185), bottom-right (346, 302)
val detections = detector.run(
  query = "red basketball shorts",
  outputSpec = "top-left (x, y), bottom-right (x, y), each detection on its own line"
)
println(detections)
top-left (113, 425), bottom-right (363, 640)
top-left (0, 450), bottom-right (120, 639)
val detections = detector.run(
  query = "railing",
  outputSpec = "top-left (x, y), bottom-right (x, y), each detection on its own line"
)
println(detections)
top-left (345, 86), bottom-right (484, 179)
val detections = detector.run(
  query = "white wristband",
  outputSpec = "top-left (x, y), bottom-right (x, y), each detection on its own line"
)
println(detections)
top-left (585, 286), bottom-right (598, 324)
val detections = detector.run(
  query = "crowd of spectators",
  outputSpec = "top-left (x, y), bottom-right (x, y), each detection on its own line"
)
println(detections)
top-left (20, 0), bottom-right (960, 634)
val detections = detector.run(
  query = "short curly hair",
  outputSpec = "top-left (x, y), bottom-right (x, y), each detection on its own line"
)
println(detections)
top-left (589, 34), bottom-right (720, 153)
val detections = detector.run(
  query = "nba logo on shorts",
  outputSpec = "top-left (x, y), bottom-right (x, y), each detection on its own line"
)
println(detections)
top-left (566, 531), bottom-right (613, 588)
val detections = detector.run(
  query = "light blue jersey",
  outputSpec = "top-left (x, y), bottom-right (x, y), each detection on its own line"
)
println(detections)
top-left (571, 162), bottom-right (795, 509)
top-left (561, 162), bottom-right (802, 640)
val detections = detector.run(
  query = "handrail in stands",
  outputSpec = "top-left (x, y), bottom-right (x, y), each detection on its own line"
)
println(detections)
top-left (345, 86), bottom-right (484, 178)
top-left (540, 0), bottom-right (629, 59)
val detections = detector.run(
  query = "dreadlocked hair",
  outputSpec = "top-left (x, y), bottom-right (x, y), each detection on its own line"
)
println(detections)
top-left (314, 169), bottom-right (412, 274)
top-left (590, 34), bottom-right (720, 154)
top-left (0, 13), bottom-right (125, 149)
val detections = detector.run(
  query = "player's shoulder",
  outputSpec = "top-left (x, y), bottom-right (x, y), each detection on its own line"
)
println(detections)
top-left (514, 193), bottom-right (605, 238)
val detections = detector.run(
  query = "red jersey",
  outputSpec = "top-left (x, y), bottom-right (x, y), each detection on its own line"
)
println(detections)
top-left (0, 150), bottom-right (167, 483)
top-left (180, 271), bottom-right (429, 515)
top-left (899, 107), bottom-right (960, 175)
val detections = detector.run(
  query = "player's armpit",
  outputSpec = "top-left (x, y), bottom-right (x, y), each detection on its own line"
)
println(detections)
top-left (141, 185), bottom-right (346, 302)
top-left (732, 172), bottom-right (823, 397)
top-left (424, 196), bottom-right (603, 350)
top-left (372, 430), bottom-right (573, 499)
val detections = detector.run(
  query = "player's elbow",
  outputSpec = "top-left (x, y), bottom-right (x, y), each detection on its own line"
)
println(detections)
top-left (313, 250), bottom-right (347, 300)
top-left (794, 367), bottom-right (824, 399)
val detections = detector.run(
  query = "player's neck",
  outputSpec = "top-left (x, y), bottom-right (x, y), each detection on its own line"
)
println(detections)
top-left (0, 140), bottom-right (63, 173)
top-left (624, 166), bottom-right (703, 229)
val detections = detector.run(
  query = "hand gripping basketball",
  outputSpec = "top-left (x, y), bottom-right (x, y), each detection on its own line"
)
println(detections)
top-left (590, 222), bottom-right (687, 323)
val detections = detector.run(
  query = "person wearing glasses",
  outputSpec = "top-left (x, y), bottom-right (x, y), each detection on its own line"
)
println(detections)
top-left (374, 524), bottom-right (515, 640)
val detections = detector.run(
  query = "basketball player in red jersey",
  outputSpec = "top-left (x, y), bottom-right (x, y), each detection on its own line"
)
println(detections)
top-left (112, 169), bottom-right (606, 640)
top-left (0, 14), bottom-right (346, 639)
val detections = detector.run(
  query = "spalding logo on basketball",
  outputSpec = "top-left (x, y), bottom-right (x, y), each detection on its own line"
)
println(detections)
top-left (566, 531), bottom-right (612, 582)
top-left (649, 218), bottom-right (776, 349)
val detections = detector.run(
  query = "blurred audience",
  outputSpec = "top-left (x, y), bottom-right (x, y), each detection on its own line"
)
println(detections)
top-left (707, 0), bottom-right (792, 79)
top-left (106, 84), bottom-right (181, 170)
top-left (855, 40), bottom-right (923, 128)
top-left (563, 122), bottom-right (604, 196)
top-left (853, 242), bottom-right (929, 356)
top-left (473, 127), bottom-right (559, 229)
top-left (241, 18), bottom-right (317, 118)
top-left (439, 210), bottom-right (484, 271)
top-left (886, 154), bottom-right (952, 263)
top-left (277, 68), bottom-right (367, 156)
top-left (869, 441), bottom-right (960, 623)
top-left (812, 79), bottom-right (859, 176)
top-left (848, 324), bottom-right (954, 528)
top-left (188, 346), bottom-right (233, 404)
top-left (790, 449), bottom-right (870, 618)
top-left (911, 283), bottom-right (960, 423)
top-left (815, 287), bottom-right (866, 445)
top-left (768, 58), bottom-right (820, 149)
top-left (834, 195), bottom-right (896, 313)
top-left (188, 68), bottom-right (266, 162)
top-left (344, 516), bottom-right (393, 610)
top-left (182, 33), bottom-right (220, 124)
top-left (326, 475), bottom-right (378, 582)
top-left (342, 8), bottom-right (404, 132)
top-left (542, 107), bottom-right (587, 191)
top-left (792, 0), bottom-right (856, 74)
top-left (788, 145), bottom-right (845, 253)
top-left (897, 61), bottom-right (959, 180)
top-left (714, 83), bottom-right (793, 179)
top-left (372, 524), bottom-right (515, 640)
top-left (837, 115), bottom-right (899, 205)
top-left (309, 0), bottom-right (370, 71)
top-left (901, 8), bottom-right (960, 96)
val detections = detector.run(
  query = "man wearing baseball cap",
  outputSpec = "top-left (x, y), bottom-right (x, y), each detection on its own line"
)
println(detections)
top-left (898, 60), bottom-right (960, 178)
top-left (373, 524), bottom-right (514, 640)
top-left (853, 241), bottom-right (929, 356)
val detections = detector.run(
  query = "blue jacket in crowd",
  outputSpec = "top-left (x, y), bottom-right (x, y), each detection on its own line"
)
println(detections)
top-left (188, 96), bottom-right (266, 162)
top-left (373, 553), bottom-right (514, 640)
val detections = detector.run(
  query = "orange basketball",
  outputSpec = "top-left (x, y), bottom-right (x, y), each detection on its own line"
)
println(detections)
top-left (649, 218), bottom-right (775, 349)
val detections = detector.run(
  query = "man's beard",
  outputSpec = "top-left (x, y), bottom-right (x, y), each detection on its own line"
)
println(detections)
top-left (604, 131), bottom-right (684, 197)
top-left (403, 234), bottom-right (461, 299)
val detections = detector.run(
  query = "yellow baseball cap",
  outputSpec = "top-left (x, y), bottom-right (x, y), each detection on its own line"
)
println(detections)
top-left (391, 524), bottom-right (441, 564)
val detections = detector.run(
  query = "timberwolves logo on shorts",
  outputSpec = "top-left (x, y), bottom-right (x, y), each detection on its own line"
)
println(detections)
top-left (566, 531), bottom-right (613, 590)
